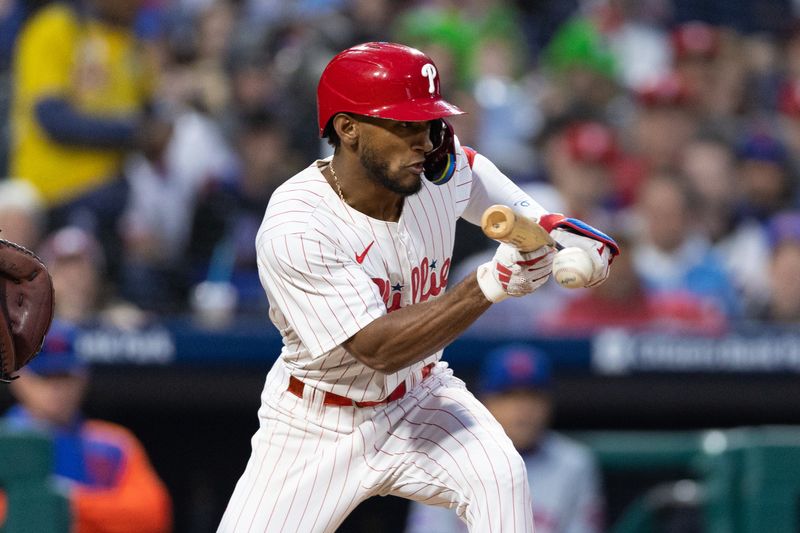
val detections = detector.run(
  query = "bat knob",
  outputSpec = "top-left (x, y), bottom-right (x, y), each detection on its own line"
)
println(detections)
top-left (481, 205), bottom-right (515, 240)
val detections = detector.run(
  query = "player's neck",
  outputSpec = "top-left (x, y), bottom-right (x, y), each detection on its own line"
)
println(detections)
top-left (326, 158), bottom-right (404, 222)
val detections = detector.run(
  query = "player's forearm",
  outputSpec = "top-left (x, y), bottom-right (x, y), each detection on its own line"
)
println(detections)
top-left (460, 153), bottom-right (550, 226)
top-left (343, 273), bottom-right (490, 373)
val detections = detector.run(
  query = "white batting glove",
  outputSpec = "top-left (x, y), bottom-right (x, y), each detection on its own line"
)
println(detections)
top-left (551, 230), bottom-right (612, 287)
top-left (538, 213), bottom-right (620, 288)
top-left (477, 243), bottom-right (555, 303)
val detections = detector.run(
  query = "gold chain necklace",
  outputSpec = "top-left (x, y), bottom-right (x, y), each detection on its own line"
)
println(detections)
top-left (329, 162), bottom-right (346, 205)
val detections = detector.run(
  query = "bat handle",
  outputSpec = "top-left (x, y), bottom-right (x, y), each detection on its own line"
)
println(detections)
top-left (481, 205), bottom-right (562, 252)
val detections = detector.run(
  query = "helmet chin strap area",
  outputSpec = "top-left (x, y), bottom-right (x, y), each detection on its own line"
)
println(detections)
top-left (423, 119), bottom-right (457, 186)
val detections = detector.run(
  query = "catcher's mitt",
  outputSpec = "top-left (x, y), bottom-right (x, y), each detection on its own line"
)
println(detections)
top-left (0, 238), bottom-right (54, 382)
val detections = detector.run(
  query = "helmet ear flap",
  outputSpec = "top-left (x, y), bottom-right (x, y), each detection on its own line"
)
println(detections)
top-left (423, 119), bottom-right (457, 185)
top-left (428, 119), bottom-right (447, 152)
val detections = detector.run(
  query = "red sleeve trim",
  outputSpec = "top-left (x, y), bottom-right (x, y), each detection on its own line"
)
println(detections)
top-left (463, 147), bottom-right (477, 168)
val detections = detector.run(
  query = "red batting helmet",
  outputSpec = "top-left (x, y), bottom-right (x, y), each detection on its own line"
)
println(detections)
top-left (316, 42), bottom-right (465, 137)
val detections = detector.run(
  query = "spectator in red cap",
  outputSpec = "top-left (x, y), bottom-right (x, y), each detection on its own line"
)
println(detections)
top-left (778, 79), bottom-right (800, 160)
top-left (38, 226), bottom-right (146, 329)
top-left (635, 72), bottom-right (694, 108)
top-left (672, 20), bottom-right (754, 120)
top-left (672, 21), bottom-right (720, 62)
top-left (671, 21), bottom-right (721, 109)
top-left (405, 344), bottom-right (604, 533)
top-left (552, 121), bottom-right (619, 221)
top-left (631, 72), bottom-right (699, 171)
top-left (527, 114), bottom-right (623, 229)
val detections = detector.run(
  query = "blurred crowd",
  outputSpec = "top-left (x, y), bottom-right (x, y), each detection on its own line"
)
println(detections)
top-left (1, 0), bottom-right (799, 335)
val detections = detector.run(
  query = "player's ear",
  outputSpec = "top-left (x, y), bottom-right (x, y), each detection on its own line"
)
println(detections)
top-left (332, 113), bottom-right (359, 148)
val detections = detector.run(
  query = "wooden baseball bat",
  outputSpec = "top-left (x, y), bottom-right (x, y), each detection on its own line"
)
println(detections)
top-left (480, 205), bottom-right (562, 252)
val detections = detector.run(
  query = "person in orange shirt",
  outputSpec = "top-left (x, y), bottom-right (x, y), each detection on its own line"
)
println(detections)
top-left (3, 319), bottom-right (172, 533)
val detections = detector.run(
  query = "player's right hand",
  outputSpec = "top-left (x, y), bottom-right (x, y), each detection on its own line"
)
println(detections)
top-left (476, 242), bottom-right (555, 303)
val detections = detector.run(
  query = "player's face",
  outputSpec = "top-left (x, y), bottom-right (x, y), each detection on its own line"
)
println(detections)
top-left (484, 390), bottom-right (552, 451)
top-left (356, 116), bottom-right (434, 196)
top-left (51, 256), bottom-right (100, 323)
top-left (11, 371), bottom-right (88, 427)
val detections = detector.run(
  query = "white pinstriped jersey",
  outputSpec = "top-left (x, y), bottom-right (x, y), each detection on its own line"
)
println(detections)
top-left (256, 137), bottom-right (548, 403)
top-left (256, 141), bottom-right (469, 402)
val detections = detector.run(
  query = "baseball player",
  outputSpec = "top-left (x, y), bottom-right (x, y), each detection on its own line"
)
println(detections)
top-left (218, 42), bottom-right (619, 533)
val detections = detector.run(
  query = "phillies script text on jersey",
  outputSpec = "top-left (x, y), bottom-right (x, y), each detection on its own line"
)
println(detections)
top-left (372, 257), bottom-right (451, 312)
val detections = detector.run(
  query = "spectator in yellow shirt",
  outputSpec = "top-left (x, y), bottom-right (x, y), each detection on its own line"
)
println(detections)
top-left (9, 0), bottom-right (170, 276)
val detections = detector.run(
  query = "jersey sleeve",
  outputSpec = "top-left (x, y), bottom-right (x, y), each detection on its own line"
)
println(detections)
top-left (14, 6), bottom-right (77, 101)
top-left (459, 152), bottom-right (552, 225)
top-left (258, 233), bottom-right (387, 358)
top-left (450, 137), bottom-right (477, 219)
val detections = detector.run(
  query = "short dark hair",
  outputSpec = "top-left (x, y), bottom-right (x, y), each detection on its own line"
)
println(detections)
top-left (322, 119), bottom-right (341, 149)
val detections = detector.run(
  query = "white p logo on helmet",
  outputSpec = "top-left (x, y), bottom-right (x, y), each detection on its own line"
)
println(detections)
top-left (421, 63), bottom-right (437, 94)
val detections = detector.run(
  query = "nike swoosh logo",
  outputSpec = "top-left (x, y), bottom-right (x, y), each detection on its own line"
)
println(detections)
top-left (355, 241), bottom-right (375, 264)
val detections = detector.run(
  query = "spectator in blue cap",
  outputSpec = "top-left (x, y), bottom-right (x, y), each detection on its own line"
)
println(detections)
top-left (406, 344), bottom-right (604, 533)
top-left (736, 132), bottom-right (796, 221)
top-left (8, 319), bottom-right (88, 425)
top-left (3, 319), bottom-right (172, 533)
top-left (753, 211), bottom-right (800, 323)
top-left (477, 344), bottom-right (556, 453)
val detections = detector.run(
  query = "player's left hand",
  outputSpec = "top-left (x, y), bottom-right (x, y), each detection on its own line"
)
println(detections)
top-left (539, 214), bottom-right (620, 288)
